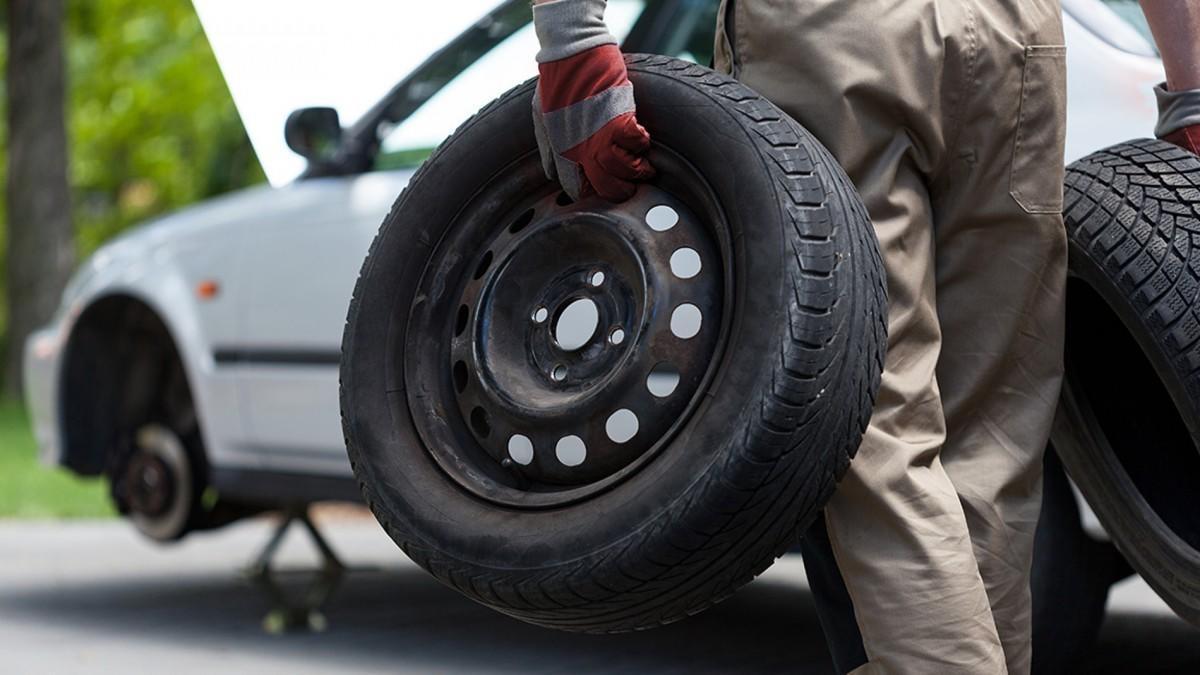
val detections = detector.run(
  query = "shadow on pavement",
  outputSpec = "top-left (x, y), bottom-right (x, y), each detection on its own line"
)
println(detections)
top-left (2, 561), bottom-right (1198, 673)
top-left (1087, 612), bottom-right (1200, 674)
top-left (2, 566), bottom-right (832, 674)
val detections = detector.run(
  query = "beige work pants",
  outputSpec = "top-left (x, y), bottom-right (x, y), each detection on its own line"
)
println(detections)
top-left (715, 1), bottom-right (1068, 672)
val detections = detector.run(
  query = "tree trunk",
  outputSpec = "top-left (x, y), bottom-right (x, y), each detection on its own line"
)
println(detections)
top-left (4, 0), bottom-right (74, 400)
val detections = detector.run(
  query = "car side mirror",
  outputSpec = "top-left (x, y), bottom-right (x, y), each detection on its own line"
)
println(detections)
top-left (284, 107), bottom-right (343, 163)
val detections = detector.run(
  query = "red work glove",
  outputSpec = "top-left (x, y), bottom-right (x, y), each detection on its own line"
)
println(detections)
top-left (532, 0), bottom-right (655, 202)
top-left (1155, 83), bottom-right (1200, 155)
top-left (1162, 126), bottom-right (1200, 155)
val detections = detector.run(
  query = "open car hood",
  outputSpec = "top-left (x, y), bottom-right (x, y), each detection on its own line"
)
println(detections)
top-left (193, 0), bottom-right (505, 186)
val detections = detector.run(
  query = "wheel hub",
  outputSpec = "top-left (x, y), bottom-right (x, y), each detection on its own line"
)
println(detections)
top-left (449, 185), bottom-right (723, 486)
top-left (125, 451), bottom-right (175, 517)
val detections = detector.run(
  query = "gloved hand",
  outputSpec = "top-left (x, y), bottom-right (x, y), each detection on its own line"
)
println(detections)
top-left (532, 0), bottom-right (655, 202)
top-left (1155, 83), bottom-right (1200, 155)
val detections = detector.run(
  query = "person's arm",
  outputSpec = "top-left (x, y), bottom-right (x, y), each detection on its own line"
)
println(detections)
top-left (1140, 0), bottom-right (1200, 153)
top-left (530, 0), bottom-right (655, 202)
top-left (1141, 0), bottom-right (1200, 90)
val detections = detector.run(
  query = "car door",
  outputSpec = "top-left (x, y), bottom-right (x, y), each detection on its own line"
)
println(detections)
top-left (228, 171), bottom-right (410, 475)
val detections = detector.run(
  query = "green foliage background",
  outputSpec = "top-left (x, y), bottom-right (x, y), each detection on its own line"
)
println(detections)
top-left (0, 399), bottom-right (112, 517)
top-left (0, 0), bottom-right (265, 374)
top-left (0, 0), bottom-right (263, 517)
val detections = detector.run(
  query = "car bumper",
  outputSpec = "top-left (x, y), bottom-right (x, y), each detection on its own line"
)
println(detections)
top-left (23, 324), bottom-right (66, 467)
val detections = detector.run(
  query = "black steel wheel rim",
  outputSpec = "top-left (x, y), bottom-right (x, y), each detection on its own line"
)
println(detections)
top-left (405, 148), bottom-right (731, 508)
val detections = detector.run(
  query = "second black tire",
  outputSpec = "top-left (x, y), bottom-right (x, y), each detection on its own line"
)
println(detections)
top-left (1057, 138), bottom-right (1200, 627)
top-left (340, 55), bottom-right (886, 631)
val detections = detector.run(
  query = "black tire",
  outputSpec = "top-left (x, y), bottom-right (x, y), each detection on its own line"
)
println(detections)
top-left (340, 55), bottom-right (886, 632)
top-left (1031, 445), bottom-right (1126, 674)
top-left (1057, 138), bottom-right (1200, 627)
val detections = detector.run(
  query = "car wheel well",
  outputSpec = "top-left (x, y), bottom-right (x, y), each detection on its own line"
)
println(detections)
top-left (60, 295), bottom-right (203, 480)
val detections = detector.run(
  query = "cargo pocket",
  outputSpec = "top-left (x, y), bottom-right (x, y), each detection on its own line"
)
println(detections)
top-left (714, 0), bottom-right (739, 77)
top-left (1010, 45), bottom-right (1067, 214)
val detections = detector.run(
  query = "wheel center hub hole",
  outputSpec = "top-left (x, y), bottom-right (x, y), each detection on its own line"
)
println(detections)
top-left (554, 297), bottom-right (599, 352)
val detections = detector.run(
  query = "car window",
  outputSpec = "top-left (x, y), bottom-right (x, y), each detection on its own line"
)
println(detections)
top-left (375, 0), bottom-right (648, 171)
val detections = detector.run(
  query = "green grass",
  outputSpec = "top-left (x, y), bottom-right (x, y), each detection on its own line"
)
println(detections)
top-left (0, 400), bottom-right (115, 518)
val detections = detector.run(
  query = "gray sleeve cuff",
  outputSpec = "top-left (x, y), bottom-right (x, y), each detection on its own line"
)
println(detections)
top-left (533, 0), bottom-right (618, 63)
top-left (1155, 82), bottom-right (1200, 137)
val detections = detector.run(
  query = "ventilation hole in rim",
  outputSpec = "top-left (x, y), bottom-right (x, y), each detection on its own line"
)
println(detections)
top-left (551, 364), bottom-right (567, 382)
top-left (453, 361), bottom-right (469, 393)
top-left (609, 327), bottom-right (626, 345)
top-left (647, 363), bottom-right (681, 398)
top-left (590, 270), bottom-right (606, 287)
top-left (509, 208), bottom-right (535, 234)
top-left (554, 298), bottom-right (599, 351)
top-left (670, 248), bottom-right (702, 279)
top-left (473, 250), bottom-right (494, 280)
top-left (454, 305), bottom-right (469, 336)
top-left (605, 409), bottom-right (639, 444)
top-left (507, 434), bottom-right (534, 465)
top-left (532, 306), bottom-right (549, 324)
top-left (556, 191), bottom-right (574, 206)
top-left (470, 407), bottom-right (490, 437)
top-left (670, 303), bottom-right (703, 339)
top-left (646, 205), bottom-right (679, 231)
top-left (556, 435), bottom-right (586, 466)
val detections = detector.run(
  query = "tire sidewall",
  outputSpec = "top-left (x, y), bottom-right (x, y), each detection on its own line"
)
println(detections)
top-left (1055, 258), bottom-right (1200, 623)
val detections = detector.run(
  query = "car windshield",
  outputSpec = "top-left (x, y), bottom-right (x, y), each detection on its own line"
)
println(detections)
top-left (374, 0), bottom-right (646, 171)
top-left (372, 0), bottom-right (677, 172)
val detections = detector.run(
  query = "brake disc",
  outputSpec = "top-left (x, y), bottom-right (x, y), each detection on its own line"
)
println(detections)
top-left (126, 424), bottom-right (194, 542)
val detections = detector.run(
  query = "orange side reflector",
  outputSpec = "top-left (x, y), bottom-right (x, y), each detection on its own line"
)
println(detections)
top-left (197, 280), bottom-right (220, 300)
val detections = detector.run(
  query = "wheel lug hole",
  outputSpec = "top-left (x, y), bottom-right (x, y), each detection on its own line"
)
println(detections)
top-left (670, 247), bottom-right (702, 279)
top-left (589, 270), bottom-right (605, 287)
top-left (609, 327), bottom-right (626, 346)
top-left (551, 364), bottom-right (567, 382)
top-left (647, 362), bottom-right (681, 398)
top-left (556, 435), bottom-right (586, 466)
top-left (507, 434), bottom-right (534, 465)
top-left (532, 306), bottom-right (549, 324)
top-left (671, 303), bottom-right (703, 340)
top-left (646, 204), bottom-right (679, 231)
top-left (470, 407), bottom-right (491, 438)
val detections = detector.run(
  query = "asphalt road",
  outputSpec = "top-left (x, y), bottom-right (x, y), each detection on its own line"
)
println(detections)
top-left (2, 515), bottom-right (1198, 674)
